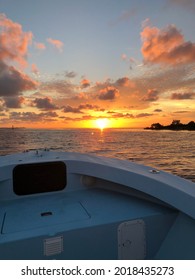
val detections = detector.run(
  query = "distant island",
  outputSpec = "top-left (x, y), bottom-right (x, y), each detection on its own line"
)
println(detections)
top-left (145, 120), bottom-right (195, 131)
top-left (0, 126), bottom-right (26, 130)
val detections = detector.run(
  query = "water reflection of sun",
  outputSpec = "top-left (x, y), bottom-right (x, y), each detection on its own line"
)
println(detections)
top-left (95, 118), bottom-right (109, 130)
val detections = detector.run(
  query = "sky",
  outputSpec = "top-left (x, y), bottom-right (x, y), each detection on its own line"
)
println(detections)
top-left (0, 0), bottom-right (195, 129)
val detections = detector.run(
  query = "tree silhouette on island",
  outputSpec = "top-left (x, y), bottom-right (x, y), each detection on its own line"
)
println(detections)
top-left (145, 120), bottom-right (195, 131)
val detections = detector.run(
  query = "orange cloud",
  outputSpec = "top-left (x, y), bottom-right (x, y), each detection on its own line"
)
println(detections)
top-left (47, 38), bottom-right (64, 52)
top-left (0, 13), bottom-right (32, 67)
top-left (80, 78), bottom-right (90, 88)
top-left (34, 42), bottom-right (46, 50)
top-left (141, 22), bottom-right (195, 65)
top-left (31, 63), bottom-right (39, 74)
top-left (121, 53), bottom-right (127, 60)
top-left (73, 92), bottom-right (88, 100)
top-left (0, 14), bottom-right (39, 103)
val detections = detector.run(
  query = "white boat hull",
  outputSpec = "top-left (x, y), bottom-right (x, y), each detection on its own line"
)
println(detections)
top-left (0, 150), bottom-right (195, 259)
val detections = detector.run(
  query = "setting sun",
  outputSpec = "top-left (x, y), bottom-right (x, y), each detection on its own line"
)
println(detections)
top-left (95, 118), bottom-right (109, 130)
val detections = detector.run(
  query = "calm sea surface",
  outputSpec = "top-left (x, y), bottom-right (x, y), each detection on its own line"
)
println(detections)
top-left (0, 128), bottom-right (195, 182)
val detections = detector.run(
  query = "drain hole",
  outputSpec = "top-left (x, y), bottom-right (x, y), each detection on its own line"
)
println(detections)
top-left (41, 211), bottom-right (52, 217)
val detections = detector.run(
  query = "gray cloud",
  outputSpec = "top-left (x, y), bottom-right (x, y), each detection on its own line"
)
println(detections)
top-left (0, 62), bottom-right (37, 97)
top-left (99, 87), bottom-right (119, 100)
top-left (65, 71), bottom-right (77, 78)
top-left (41, 79), bottom-right (77, 96)
top-left (142, 89), bottom-right (159, 102)
top-left (10, 111), bottom-right (58, 122)
top-left (171, 92), bottom-right (195, 99)
top-left (62, 103), bottom-right (103, 114)
top-left (3, 96), bottom-right (25, 108)
top-left (63, 105), bottom-right (83, 114)
top-left (168, 0), bottom-right (195, 10)
top-left (33, 97), bottom-right (58, 110)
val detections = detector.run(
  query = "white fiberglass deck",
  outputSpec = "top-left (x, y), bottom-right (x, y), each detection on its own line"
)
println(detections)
top-left (0, 150), bottom-right (195, 259)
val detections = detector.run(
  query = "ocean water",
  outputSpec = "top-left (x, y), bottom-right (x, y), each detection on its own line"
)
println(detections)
top-left (0, 128), bottom-right (195, 182)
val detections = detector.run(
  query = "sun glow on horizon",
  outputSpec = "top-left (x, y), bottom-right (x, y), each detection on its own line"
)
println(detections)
top-left (95, 118), bottom-right (109, 130)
